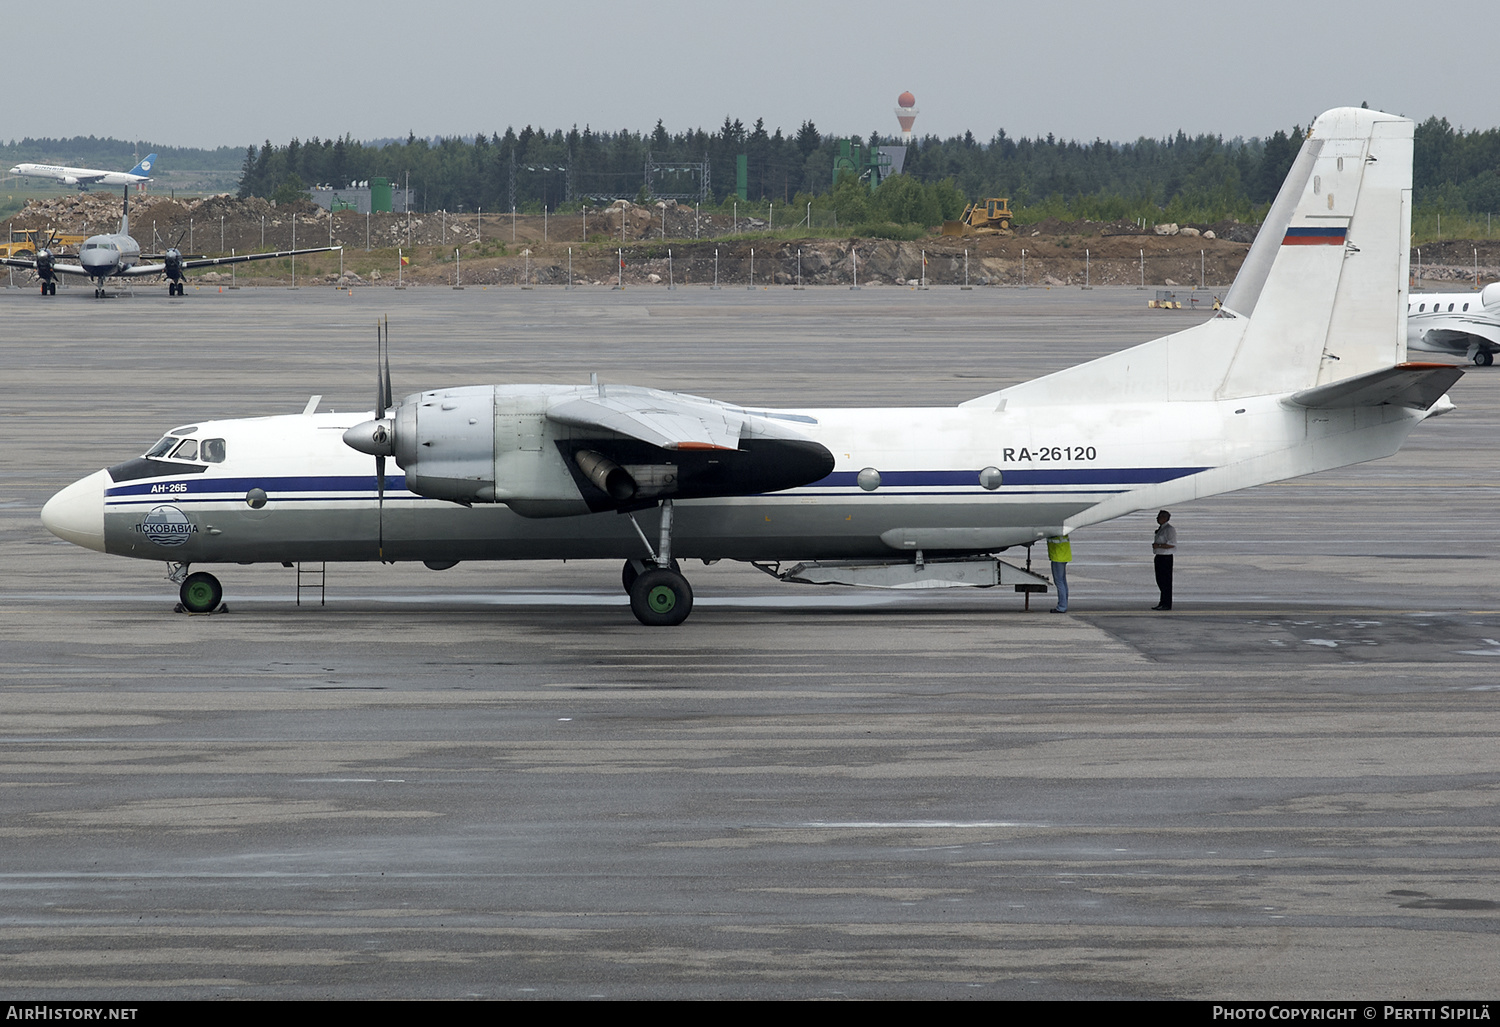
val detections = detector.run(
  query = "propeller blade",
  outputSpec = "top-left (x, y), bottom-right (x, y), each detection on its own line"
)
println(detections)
top-left (382, 316), bottom-right (393, 416)
top-left (376, 453), bottom-right (386, 560)
top-left (375, 318), bottom-right (388, 418)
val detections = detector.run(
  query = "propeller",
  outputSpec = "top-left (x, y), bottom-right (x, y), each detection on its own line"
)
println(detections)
top-left (32, 228), bottom-right (58, 283)
top-left (163, 230), bottom-right (189, 283)
top-left (342, 317), bottom-right (396, 560)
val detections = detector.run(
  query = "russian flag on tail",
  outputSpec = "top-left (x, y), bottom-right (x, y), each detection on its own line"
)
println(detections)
top-left (1281, 226), bottom-right (1347, 245)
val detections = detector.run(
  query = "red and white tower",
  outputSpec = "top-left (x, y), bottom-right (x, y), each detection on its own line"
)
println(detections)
top-left (895, 91), bottom-right (918, 142)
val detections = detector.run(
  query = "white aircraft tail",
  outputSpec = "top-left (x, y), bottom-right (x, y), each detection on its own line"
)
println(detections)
top-left (970, 107), bottom-right (1415, 409)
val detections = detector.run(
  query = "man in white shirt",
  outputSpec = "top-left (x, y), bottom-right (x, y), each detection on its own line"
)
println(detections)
top-left (1152, 510), bottom-right (1176, 611)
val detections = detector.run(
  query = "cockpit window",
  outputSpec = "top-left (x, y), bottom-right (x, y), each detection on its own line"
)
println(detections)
top-left (145, 436), bottom-right (177, 458)
top-left (171, 439), bottom-right (199, 461)
top-left (201, 438), bottom-right (226, 463)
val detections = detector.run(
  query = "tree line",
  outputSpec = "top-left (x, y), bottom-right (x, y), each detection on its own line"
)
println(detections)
top-left (233, 115), bottom-right (1500, 229)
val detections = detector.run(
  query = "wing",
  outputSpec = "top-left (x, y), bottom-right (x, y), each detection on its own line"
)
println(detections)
top-left (537, 385), bottom-right (832, 512)
top-left (1419, 315), bottom-right (1500, 353)
top-left (119, 263), bottom-right (169, 277)
top-left (179, 246), bottom-right (341, 270)
top-left (548, 386), bottom-right (747, 450)
top-left (0, 257), bottom-right (93, 277)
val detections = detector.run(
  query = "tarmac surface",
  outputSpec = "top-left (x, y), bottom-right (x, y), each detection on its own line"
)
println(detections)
top-left (1, 281), bottom-right (1497, 999)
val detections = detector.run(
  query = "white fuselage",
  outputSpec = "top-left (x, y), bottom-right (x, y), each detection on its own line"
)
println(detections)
top-left (1407, 285), bottom-right (1500, 363)
top-left (77, 232), bottom-right (143, 280)
top-left (43, 389), bottom-right (1435, 568)
top-left (9, 163), bottom-right (149, 188)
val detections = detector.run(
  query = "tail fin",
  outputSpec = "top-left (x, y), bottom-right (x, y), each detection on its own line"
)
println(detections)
top-left (129, 154), bottom-right (156, 178)
top-left (967, 107), bottom-right (1413, 409)
top-left (1219, 107), bottom-right (1411, 392)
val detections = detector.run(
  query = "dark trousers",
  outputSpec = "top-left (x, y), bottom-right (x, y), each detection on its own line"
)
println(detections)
top-left (1154, 555), bottom-right (1173, 609)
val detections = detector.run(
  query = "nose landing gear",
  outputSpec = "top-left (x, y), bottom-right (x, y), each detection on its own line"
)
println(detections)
top-left (168, 564), bottom-right (225, 614)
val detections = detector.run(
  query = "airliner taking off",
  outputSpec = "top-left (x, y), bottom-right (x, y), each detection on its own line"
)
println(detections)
top-left (9, 154), bottom-right (156, 190)
top-left (41, 108), bottom-right (1464, 625)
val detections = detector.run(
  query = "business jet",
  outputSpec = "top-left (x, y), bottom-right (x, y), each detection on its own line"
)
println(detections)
top-left (1407, 286), bottom-right (1500, 365)
top-left (9, 153), bottom-right (156, 190)
top-left (0, 187), bottom-right (339, 297)
top-left (41, 107), bottom-right (1464, 625)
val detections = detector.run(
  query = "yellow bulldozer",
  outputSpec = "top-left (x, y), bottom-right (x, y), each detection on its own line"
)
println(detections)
top-left (2, 227), bottom-right (87, 258)
top-left (941, 198), bottom-right (1014, 238)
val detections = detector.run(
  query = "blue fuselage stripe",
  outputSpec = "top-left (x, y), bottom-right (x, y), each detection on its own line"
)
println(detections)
top-left (103, 467), bottom-right (1212, 506)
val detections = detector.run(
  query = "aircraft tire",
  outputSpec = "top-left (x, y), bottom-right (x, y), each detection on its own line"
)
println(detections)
top-left (628, 568), bottom-right (693, 627)
top-left (179, 572), bottom-right (223, 614)
top-left (1478, 352), bottom-right (1494, 367)
top-left (621, 558), bottom-right (680, 593)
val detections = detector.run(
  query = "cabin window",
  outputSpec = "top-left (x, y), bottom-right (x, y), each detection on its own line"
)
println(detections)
top-left (201, 438), bottom-right (226, 463)
top-left (1449, 303), bottom-right (1455, 312)
top-left (1419, 303), bottom-right (1426, 312)
top-left (1464, 303), bottom-right (1470, 311)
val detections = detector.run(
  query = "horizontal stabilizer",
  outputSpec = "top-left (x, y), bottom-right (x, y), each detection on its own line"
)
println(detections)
top-left (1289, 362), bottom-right (1463, 411)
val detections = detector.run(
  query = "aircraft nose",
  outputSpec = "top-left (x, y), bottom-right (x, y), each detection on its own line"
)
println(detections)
top-left (41, 469), bottom-right (109, 552)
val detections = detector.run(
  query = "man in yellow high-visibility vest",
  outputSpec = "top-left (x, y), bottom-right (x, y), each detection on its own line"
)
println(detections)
top-left (1047, 534), bottom-right (1072, 613)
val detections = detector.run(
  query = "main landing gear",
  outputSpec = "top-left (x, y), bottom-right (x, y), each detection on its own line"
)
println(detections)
top-left (622, 499), bottom-right (694, 627)
top-left (1473, 351), bottom-right (1494, 367)
top-left (168, 564), bottom-right (225, 614)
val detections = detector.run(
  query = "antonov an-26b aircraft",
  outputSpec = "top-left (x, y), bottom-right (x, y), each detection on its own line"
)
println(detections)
top-left (41, 107), bottom-right (1464, 625)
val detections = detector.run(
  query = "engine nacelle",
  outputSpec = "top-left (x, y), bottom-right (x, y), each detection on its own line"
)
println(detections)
top-left (390, 386), bottom-right (590, 514)
top-left (1482, 282), bottom-right (1500, 310)
top-left (369, 383), bottom-right (834, 518)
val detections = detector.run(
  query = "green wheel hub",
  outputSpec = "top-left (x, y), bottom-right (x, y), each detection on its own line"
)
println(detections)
top-left (647, 585), bottom-right (677, 613)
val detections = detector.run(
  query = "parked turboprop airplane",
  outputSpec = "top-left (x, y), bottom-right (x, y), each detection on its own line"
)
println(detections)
top-left (0, 187), bottom-right (340, 297)
top-left (41, 107), bottom-right (1464, 625)
top-left (9, 153), bottom-right (156, 190)
top-left (1407, 287), bottom-right (1500, 364)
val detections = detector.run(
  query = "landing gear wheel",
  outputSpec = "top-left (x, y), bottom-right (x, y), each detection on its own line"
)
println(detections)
top-left (179, 571), bottom-right (223, 613)
top-left (621, 557), bottom-right (681, 593)
top-left (170, 281), bottom-right (183, 296)
top-left (1477, 352), bottom-right (1494, 367)
top-left (628, 568), bottom-right (693, 626)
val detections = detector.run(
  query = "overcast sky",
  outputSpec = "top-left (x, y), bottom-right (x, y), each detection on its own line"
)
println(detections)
top-left (11, 0), bottom-right (1493, 151)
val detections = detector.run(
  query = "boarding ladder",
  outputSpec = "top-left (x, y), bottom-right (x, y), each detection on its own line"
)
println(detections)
top-left (296, 562), bottom-right (326, 607)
